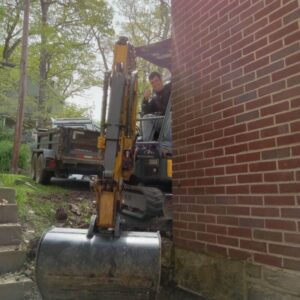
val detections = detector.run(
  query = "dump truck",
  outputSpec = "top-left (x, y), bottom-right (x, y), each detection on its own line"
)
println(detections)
top-left (31, 118), bottom-right (102, 184)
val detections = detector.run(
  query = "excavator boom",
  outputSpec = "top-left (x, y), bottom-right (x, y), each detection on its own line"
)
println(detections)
top-left (35, 37), bottom-right (161, 300)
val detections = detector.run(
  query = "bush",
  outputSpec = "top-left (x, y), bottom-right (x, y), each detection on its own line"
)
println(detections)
top-left (0, 140), bottom-right (30, 172)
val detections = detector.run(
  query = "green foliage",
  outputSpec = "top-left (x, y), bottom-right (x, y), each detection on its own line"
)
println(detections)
top-left (0, 140), bottom-right (30, 171)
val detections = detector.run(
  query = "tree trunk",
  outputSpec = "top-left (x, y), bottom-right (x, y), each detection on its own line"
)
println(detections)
top-left (38, 0), bottom-right (50, 127)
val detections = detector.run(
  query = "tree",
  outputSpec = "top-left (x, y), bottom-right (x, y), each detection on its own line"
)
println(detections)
top-left (114, 0), bottom-right (171, 93)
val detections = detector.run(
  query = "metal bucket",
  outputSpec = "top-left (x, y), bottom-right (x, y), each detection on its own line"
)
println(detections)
top-left (36, 227), bottom-right (161, 300)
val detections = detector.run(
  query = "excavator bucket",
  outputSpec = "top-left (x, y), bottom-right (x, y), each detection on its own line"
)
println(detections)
top-left (36, 227), bottom-right (161, 300)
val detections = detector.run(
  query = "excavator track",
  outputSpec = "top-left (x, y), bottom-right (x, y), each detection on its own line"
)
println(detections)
top-left (122, 185), bottom-right (165, 219)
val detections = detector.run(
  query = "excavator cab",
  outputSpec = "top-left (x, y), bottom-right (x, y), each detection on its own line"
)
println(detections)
top-left (35, 37), bottom-right (162, 300)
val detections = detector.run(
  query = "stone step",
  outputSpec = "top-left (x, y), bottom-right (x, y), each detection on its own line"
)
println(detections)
top-left (0, 188), bottom-right (16, 204)
top-left (0, 275), bottom-right (33, 300)
top-left (0, 204), bottom-right (18, 224)
top-left (0, 245), bottom-right (26, 274)
top-left (0, 224), bottom-right (22, 246)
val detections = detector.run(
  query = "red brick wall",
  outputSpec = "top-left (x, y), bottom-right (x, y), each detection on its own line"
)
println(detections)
top-left (171, 0), bottom-right (300, 271)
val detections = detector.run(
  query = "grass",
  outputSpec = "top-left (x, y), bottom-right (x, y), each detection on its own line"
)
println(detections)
top-left (0, 173), bottom-right (68, 236)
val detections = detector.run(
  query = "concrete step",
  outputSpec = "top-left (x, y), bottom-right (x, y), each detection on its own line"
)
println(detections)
top-left (0, 245), bottom-right (26, 274)
top-left (0, 188), bottom-right (16, 204)
top-left (0, 204), bottom-right (18, 224)
top-left (0, 224), bottom-right (22, 246)
top-left (0, 274), bottom-right (33, 300)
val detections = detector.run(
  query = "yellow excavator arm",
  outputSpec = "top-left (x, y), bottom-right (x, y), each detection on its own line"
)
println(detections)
top-left (96, 36), bottom-right (138, 229)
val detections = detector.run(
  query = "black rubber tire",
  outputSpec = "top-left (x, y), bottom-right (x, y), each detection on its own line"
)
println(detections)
top-left (36, 154), bottom-right (52, 185)
top-left (31, 154), bottom-right (37, 180)
top-left (139, 186), bottom-right (164, 217)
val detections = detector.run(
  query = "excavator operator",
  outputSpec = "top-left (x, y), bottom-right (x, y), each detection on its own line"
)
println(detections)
top-left (142, 71), bottom-right (171, 116)
top-left (141, 71), bottom-right (171, 141)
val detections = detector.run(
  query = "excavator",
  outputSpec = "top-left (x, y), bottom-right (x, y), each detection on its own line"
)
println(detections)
top-left (35, 37), bottom-right (165, 300)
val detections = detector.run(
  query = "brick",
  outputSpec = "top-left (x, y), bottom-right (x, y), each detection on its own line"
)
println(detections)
top-left (278, 133), bottom-right (300, 146)
top-left (238, 196), bottom-right (263, 205)
top-left (271, 43), bottom-right (300, 62)
top-left (254, 229), bottom-right (282, 242)
top-left (276, 108), bottom-right (300, 124)
top-left (283, 258), bottom-right (300, 271)
top-left (215, 156), bottom-right (235, 166)
top-left (228, 227), bottom-right (252, 238)
top-left (243, 16), bottom-right (267, 36)
top-left (188, 222), bottom-right (206, 232)
top-left (285, 30), bottom-right (300, 45)
top-left (225, 143), bottom-right (248, 155)
top-left (266, 219), bottom-right (296, 231)
top-left (285, 233), bottom-right (300, 244)
top-left (280, 183), bottom-right (300, 193)
top-left (205, 186), bottom-right (225, 194)
top-left (269, 1), bottom-right (299, 22)
top-left (236, 91), bottom-right (258, 104)
top-left (236, 152), bottom-right (260, 163)
top-left (256, 18), bottom-right (283, 40)
top-left (236, 110), bottom-right (259, 123)
top-left (272, 63), bottom-right (300, 82)
top-left (245, 56), bottom-right (269, 74)
top-left (261, 101), bottom-right (289, 117)
top-left (254, 254), bottom-right (282, 268)
top-left (261, 124), bottom-right (289, 138)
top-left (197, 232), bottom-right (216, 243)
top-left (206, 206), bottom-right (226, 215)
top-left (243, 37), bottom-right (268, 56)
top-left (269, 22), bottom-right (299, 43)
top-left (232, 53), bottom-right (255, 70)
top-left (246, 77), bottom-right (270, 93)
top-left (256, 40), bottom-right (283, 59)
top-left (269, 243), bottom-right (300, 258)
top-left (273, 86), bottom-right (300, 102)
top-left (249, 138), bottom-right (276, 151)
top-left (283, 7), bottom-right (300, 25)
top-left (216, 196), bottom-right (237, 205)
top-left (286, 52), bottom-right (300, 66)
top-left (214, 117), bottom-right (235, 130)
top-left (257, 60), bottom-right (284, 77)
top-left (207, 224), bottom-right (227, 235)
top-left (278, 158), bottom-right (300, 169)
top-left (232, 72), bottom-right (255, 87)
top-left (251, 207), bottom-right (279, 217)
top-left (248, 116), bottom-right (274, 131)
top-left (238, 174), bottom-right (262, 183)
top-left (236, 131), bottom-right (259, 143)
top-left (239, 217), bottom-right (265, 229)
top-left (264, 171), bottom-right (294, 182)
top-left (288, 74), bottom-right (300, 87)
top-left (249, 161), bottom-right (276, 172)
top-left (226, 185), bottom-right (250, 194)
top-left (254, 0), bottom-right (281, 21)
top-left (217, 235), bottom-right (238, 247)
top-left (246, 95), bottom-right (272, 111)
top-left (227, 206), bottom-right (250, 216)
top-left (215, 176), bottom-right (236, 185)
top-left (224, 123), bottom-right (246, 136)
top-left (262, 148), bottom-right (290, 160)
top-left (264, 195), bottom-right (295, 206)
top-left (258, 80), bottom-right (286, 97)
top-left (251, 184), bottom-right (278, 194)
top-left (293, 145), bottom-right (300, 155)
top-left (217, 216), bottom-right (239, 226)
top-left (281, 208), bottom-right (300, 219)
top-left (223, 105), bottom-right (244, 118)
top-left (240, 239), bottom-right (266, 252)
top-left (226, 164), bottom-right (248, 174)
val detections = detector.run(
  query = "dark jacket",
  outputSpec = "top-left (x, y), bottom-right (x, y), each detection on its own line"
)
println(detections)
top-left (142, 83), bottom-right (171, 115)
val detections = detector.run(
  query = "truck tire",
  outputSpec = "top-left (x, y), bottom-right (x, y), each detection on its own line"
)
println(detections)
top-left (31, 154), bottom-right (37, 180)
top-left (36, 154), bottom-right (52, 185)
